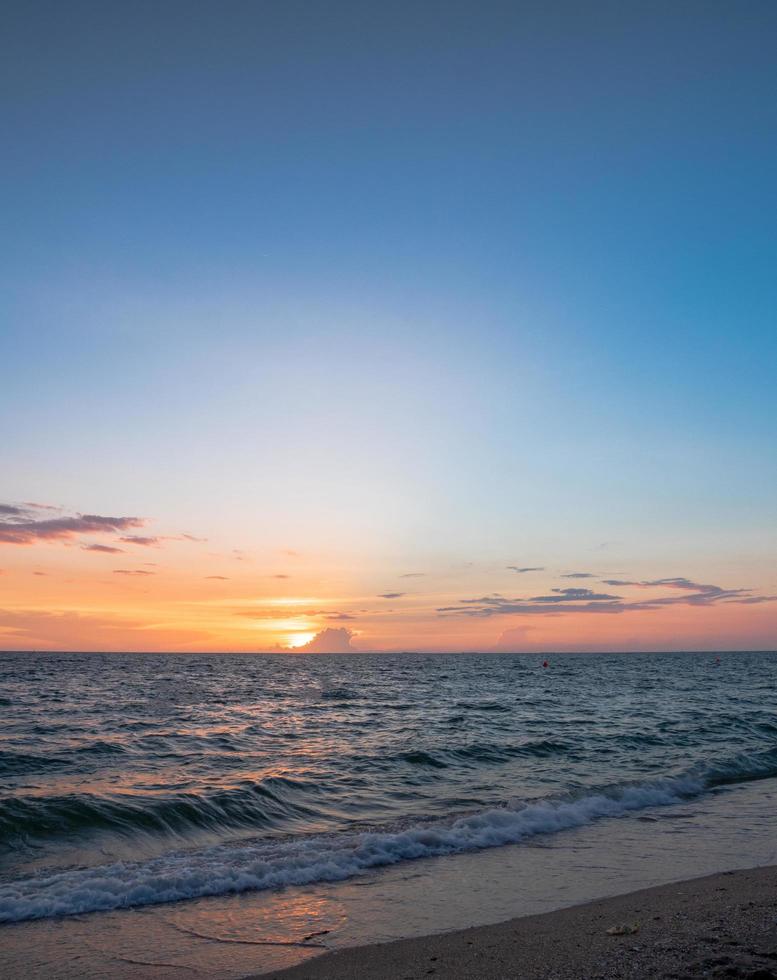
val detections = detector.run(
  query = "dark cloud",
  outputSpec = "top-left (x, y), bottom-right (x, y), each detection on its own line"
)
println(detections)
top-left (325, 612), bottom-right (356, 621)
top-left (507, 566), bottom-right (544, 573)
top-left (82, 544), bottom-right (125, 554)
top-left (561, 572), bottom-right (595, 579)
top-left (603, 576), bottom-right (756, 607)
top-left (293, 628), bottom-right (355, 653)
top-left (527, 588), bottom-right (621, 603)
top-left (439, 577), bottom-right (775, 618)
top-left (642, 577), bottom-right (724, 592)
top-left (0, 508), bottom-right (144, 545)
top-left (120, 536), bottom-right (161, 547)
top-left (113, 569), bottom-right (155, 576)
top-left (379, 592), bottom-right (405, 599)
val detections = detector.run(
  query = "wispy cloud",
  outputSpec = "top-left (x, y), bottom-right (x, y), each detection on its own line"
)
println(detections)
top-left (0, 506), bottom-right (145, 545)
top-left (507, 566), bottom-right (544, 573)
top-left (400, 572), bottom-right (425, 578)
top-left (113, 569), bottom-right (155, 576)
top-left (82, 544), bottom-right (125, 554)
top-left (531, 588), bottom-right (621, 602)
top-left (378, 592), bottom-right (405, 599)
top-left (205, 575), bottom-right (229, 580)
top-left (561, 572), bottom-right (595, 579)
top-left (0, 504), bottom-right (208, 552)
top-left (439, 577), bottom-right (776, 617)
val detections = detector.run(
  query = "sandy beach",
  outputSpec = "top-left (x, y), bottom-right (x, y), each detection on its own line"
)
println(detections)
top-left (259, 865), bottom-right (777, 980)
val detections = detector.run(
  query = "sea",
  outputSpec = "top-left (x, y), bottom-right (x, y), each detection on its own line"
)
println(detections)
top-left (2, 649), bottom-right (777, 937)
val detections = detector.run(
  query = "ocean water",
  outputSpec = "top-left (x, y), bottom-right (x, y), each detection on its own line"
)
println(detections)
top-left (1, 650), bottom-right (776, 926)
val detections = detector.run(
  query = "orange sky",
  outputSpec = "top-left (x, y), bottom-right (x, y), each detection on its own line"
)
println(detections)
top-left (1, 504), bottom-right (775, 652)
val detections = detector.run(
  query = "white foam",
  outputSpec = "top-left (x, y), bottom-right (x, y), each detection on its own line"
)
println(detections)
top-left (0, 774), bottom-right (705, 923)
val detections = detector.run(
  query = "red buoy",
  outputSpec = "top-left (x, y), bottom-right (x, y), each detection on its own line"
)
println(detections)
top-left (542, 660), bottom-right (549, 668)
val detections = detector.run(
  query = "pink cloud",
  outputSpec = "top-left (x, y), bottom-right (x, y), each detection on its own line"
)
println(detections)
top-left (293, 628), bottom-right (356, 653)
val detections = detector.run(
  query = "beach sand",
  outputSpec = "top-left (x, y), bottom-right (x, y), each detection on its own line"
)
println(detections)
top-left (258, 865), bottom-right (777, 980)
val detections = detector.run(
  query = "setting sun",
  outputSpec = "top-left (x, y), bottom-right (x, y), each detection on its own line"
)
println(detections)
top-left (286, 632), bottom-right (316, 649)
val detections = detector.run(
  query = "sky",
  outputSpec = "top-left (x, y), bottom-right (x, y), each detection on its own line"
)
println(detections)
top-left (1, 1), bottom-right (776, 653)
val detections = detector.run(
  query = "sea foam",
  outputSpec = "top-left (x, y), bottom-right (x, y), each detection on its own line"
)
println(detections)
top-left (0, 771), bottom-right (710, 923)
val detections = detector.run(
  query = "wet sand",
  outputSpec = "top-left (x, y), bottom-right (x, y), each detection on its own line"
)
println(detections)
top-left (258, 865), bottom-right (777, 980)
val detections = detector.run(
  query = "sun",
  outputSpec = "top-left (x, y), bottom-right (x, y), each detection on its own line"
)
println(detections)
top-left (286, 632), bottom-right (315, 649)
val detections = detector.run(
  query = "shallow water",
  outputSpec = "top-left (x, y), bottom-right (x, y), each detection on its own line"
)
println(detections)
top-left (1, 650), bottom-right (775, 923)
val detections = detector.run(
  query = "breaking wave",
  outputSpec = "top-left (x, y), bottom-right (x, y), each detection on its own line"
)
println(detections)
top-left (2, 748), bottom-right (776, 924)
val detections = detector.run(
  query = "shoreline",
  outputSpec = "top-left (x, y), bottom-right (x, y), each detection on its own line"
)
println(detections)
top-left (256, 865), bottom-right (777, 979)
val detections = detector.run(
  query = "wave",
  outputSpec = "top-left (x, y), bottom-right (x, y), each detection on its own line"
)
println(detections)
top-left (0, 751), bottom-right (69, 777)
top-left (398, 739), bottom-right (571, 768)
top-left (1, 747), bottom-right (776, 924)
top-left (0, 775), bottom-right (319, 845)
top-left (0, 738), bottom-right (570, 840)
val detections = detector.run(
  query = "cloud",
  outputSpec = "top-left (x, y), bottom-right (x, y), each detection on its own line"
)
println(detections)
top-left (438, 576), bottom-right (776, 618)
top-left (494, 625), bottom-right (533, 649)
top-left (113, 569), bottom-right (155, 576)
top-left (507, 566), bottom-right (544, 573)
top-left (82, 544), bottom-right (125, 554)
top-left (379, 592), bottom-right (405, 599)
top-left (530, 588), bottom-right (621, 602)
top-left (0, 506), bottom-right (206, 549)
top-left (0, 506), bottom-right (144, 545)
top-left (293, 628), bottom-right (355, 653)
top-left (561, 572), bottom-right (595, 579)
top-left (205, 575), bottom-right (229, 580)
top-left (272, 574), bottom-right (290, 579)
top-left (600, 577), bottom-right (757, 603)
top-left (33, 571), bottom-right (47, 576)
top-left (181, 533), bottom-right (207, 542)
top-left (234, 607), bottom-right (356, 622)
top-left (400, 572), bottom-right (425, 578)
